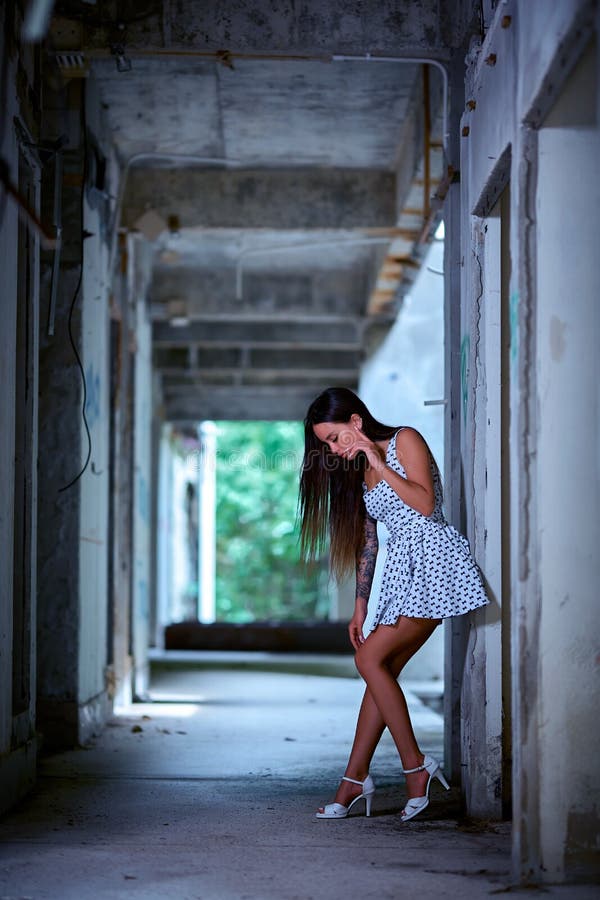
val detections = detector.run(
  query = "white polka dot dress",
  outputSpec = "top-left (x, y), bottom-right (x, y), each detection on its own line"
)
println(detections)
top-left (363, 429), bottom-right (489, 625)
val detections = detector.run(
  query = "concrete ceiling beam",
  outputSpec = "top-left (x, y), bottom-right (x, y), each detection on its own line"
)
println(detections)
top-left (251, 348), bottom-right (361, 368)
top-left (61, 1), bottom-right (451, 56)
top-left (154, 346), bottom-right (361, 369)
top-left (150, 264), bottom-right (372, 317)
top-left (152, 319), bottom-right (361, 346)
top-left (164, 386), bottom-right (324, 422)
top-left (153, 313), bottom-right (364, 325)
top-left (161, 368), bottom-right (357, 383)
top-left (123, 169), bottom-right (396, 230)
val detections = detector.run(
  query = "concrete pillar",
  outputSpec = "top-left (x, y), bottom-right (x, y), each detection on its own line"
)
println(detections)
top-left (512, 39), bottom-right (600, 883)
top-left (36, 74), bottom-right (88, 746)
top-left (462, 194), bottom-right (511, 819)
top-left (156, 424), bottom-right (173, 640)
top-left (454, 8), bottom-right (600, 878)
top-left (109, 236), bottom-right (134, 711)
top-left (443, 53), bottom-right (468, 784)
top-left (130, 236), bottom-right (154, 698)
top-left (37, 76), bottom-right (119, 746)
top-left (197, 422), bottom-right (217, 623)
top-left (77, 103), bottom-right (112, 728)
top-left (149, 374), bottom-right (164, 648)
top-left (0, 20), bottom-right (39, 809)
top-left (170, 446), bottom-right (198, 622)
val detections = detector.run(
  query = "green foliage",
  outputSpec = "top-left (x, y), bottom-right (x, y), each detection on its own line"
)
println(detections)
top-left (214, 421), bottom-right (330, 622)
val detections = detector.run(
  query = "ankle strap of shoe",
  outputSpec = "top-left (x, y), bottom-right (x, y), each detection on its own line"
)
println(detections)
top-left (402, 764), bottom-right (426, 774)
top-left (342, 775), bottom-right (366, 785)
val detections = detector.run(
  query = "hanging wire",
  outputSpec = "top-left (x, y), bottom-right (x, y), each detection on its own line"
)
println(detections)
top-left (59, 89), bottom-right (92, 492)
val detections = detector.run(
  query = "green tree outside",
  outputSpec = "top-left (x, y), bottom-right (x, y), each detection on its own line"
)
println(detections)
top-left (214, 421), bottom-right (331, 622)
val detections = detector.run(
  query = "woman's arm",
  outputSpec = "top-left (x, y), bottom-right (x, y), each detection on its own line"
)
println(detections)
top-left (349, 512), bottom-right (378, 650)
top-left (356, 511), bottom-right (378, 605)
top-left (347, 426), bottom-right (435, 517)
top-left (378, 428), bottom-right (435, 516)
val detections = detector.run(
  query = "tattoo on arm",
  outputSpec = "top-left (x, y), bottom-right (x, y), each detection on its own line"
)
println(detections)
top-left (356, 514), bottom-right (378, 604)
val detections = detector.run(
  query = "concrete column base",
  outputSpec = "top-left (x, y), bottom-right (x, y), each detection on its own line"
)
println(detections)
top-left (37, 690), bottom-right (112, 751)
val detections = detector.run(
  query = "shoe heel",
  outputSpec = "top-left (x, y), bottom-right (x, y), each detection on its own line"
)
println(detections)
top-left (365, 794), bottom-right (373, 817)
top-left (435, 770), bottom-right (450, 791)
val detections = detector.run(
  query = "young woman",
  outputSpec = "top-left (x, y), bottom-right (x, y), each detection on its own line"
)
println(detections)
top-left (300, 387), bottom-right (488, 821)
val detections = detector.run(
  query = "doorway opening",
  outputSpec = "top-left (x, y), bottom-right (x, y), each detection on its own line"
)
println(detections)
top-left (214, 421), bottom-right (330, 623)
top-left (157, 419), bottom-right (331, 626)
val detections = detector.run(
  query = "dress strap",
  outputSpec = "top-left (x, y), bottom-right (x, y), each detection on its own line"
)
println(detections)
top-left (386, 428), bottom-right (407, 474)
top-left (386, 428), bottom-right (404, 460)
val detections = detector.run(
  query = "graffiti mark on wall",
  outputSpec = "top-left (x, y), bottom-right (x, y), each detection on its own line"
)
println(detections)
top-left (85, 364), bottom-right (101, 428)
top-left (509, 291), bottom-right (519, 365)
top-left (460, 334), bottom-right (470, 423)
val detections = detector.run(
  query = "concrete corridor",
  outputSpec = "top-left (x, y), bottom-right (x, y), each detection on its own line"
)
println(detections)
top-left (0, 659), bottom-right (596, 900)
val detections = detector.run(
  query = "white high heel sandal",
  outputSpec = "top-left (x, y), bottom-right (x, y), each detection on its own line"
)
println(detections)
top-left (315, 774), bottom-right (375, 819)
top-left (400, 755), bottom-right (450, 822)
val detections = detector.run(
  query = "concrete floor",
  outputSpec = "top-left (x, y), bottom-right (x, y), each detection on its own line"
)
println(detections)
top-left (0, 659), bottom-right (597, 900)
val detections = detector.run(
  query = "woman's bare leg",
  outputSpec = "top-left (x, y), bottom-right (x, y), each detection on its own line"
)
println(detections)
top-left (353, 616), bottom-right (440, 804)
top-left (320, 617), bottom-right (438, 810)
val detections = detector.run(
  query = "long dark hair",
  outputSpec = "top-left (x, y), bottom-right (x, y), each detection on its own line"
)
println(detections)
top-left (299, 387), bottom-right (398, 580)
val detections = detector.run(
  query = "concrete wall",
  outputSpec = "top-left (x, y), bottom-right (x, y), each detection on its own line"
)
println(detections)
top-left (37, 72), bottom-right (122, 747)
top-left (457, 0), bottom-right (600, 881)
top-left (0, 25), bottom-right (156, 763)
top-left (34, 67), bottom-right (157, 736)
top-left (442, 51), bottom-right (468, 786)
top-left (76, 77), bottom-right (117, 726)
top-left (0, 9), bottom-right (39, 811)
top-left (0, 15), bottom-right (22, 805)
top-left (533, 38), bottom-right (599, 882)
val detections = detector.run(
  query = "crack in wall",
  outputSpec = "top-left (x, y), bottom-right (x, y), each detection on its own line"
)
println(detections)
top-left (470, 229), bottom-right (484, 554)
top-left (514, 124), bottom-right (542, 879)
top-left (517, 129), bottom-right (538, 585)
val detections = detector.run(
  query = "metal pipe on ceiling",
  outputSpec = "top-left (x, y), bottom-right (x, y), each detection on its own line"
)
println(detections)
top-left (82, 47), bottom-right (449, 152)
top-left (331, 54), bottom-right (449, 154)
top-left (423, 64), bottom-right (432, 219)
top-left (332, 54), bottom-right (449, 297)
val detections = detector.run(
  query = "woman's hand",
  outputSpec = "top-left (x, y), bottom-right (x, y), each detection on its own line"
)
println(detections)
top-left (347, 425), bottom-right (436, 518)
top-left (348, 604), bottom-right (367, 651)
top-left (340, 422), bottom-right (385, 471)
